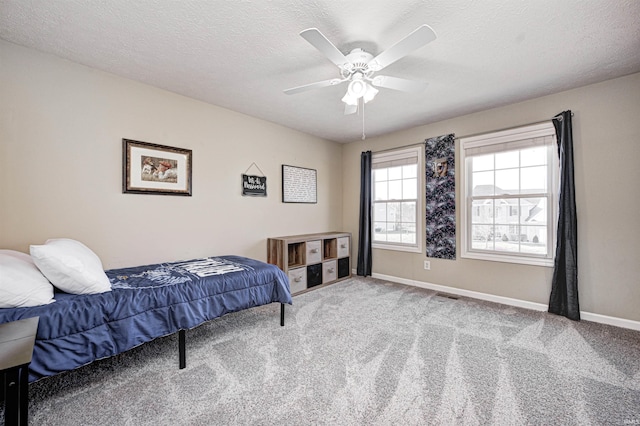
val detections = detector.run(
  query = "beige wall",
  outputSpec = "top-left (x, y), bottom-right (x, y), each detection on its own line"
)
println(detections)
top-left (0, 40), bottom-right (343, 268)
top-left (342, 72), bottom-right (640, 322)
top-left (2, 39), bottom-right (638, 322)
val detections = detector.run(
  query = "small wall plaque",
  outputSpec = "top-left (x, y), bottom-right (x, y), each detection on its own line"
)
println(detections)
top-left (242, 174), bottom-right (267, 197)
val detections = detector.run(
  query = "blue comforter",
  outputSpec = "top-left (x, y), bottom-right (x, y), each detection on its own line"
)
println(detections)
top-left (0, 256), bottom-right (291, 382)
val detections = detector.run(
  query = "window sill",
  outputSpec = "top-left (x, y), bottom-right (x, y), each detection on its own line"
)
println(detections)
top-left (373, 243), bottom-right (422, 254)
top-left (462, 251), bottom-right (554, 267)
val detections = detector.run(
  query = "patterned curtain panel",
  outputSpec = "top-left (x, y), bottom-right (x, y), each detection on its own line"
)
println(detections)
top-left (425, 134), bottom-right (456, 259)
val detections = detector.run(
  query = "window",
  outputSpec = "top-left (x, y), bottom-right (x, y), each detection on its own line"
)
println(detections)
top-left (372, 146), bottom-right (422, 253)
top-left (460, 122), bottom-right (558, 266)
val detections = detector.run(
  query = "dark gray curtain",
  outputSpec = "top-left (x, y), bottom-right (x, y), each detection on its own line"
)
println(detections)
top-left (357, 151), bottom-right (372, 276)
top-left (549, 110), bottom-right (580, 320)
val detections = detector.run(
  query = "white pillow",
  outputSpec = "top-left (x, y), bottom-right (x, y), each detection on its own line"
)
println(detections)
top-left (0, 249), bottom-right (55, 308)
top-left (30, 239), bottom-right (111, 295)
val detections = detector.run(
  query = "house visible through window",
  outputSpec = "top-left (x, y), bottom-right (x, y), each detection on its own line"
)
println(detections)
top-left (372, 146), bottom-right (422, 253)
top-left (461, 122), bottom-right (558, 266)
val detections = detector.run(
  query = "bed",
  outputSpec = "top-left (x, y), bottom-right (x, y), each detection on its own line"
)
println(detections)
top-left (0, 255), bottom-right (292, 382)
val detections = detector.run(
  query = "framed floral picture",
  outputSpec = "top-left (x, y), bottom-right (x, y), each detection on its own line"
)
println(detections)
top-left (122, 139), bottom-right (192, 196)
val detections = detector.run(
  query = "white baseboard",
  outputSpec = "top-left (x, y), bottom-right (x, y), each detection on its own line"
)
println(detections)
top-left (371, 272), bottom-right (549, 312)
top-left (350, 270), bottom-right (640, 331)
top-left (578, 311), bottom-right (640, 331)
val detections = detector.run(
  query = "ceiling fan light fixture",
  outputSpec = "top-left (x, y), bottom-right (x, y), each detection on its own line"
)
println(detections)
top-left (341, 91), bottom-right (358, 106)
top-left (347, 79), bottom-right (368, 99)
top-left (363, 84), bottom-right (378, 103)
top-left (343, 77), bottom-right (378, 106)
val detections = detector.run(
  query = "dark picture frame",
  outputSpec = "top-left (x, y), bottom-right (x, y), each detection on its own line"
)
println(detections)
top-left (123, 139), bottom-right (192, 196)
top-left (282, 164), bottom-right (317, 203)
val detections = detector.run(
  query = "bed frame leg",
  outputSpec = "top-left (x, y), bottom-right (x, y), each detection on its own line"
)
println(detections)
top-left (179, 329), bottom-right (186, 369)
top-left (280, 303), bottom-right (285, 326)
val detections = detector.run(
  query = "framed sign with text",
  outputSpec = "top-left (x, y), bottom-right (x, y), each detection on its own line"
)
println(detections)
top-left (242, 174), bottom-right (267, 197)
top-left (282, 165), bottom-right (317, 203)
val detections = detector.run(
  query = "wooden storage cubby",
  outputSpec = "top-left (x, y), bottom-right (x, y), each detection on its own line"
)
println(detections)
top-left (267, 232), bottom-right (352, 295)
top-left (287, 242), bottom-right (306, 268)
top-left (323, 238), bottom-right (337, 259)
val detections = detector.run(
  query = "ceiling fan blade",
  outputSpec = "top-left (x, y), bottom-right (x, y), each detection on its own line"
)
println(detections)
top-left (284, 78), bottom-right (344, 95)
top-left (344, 104), bottom-right (358, 115)
top-left (300, 28), bottom-right (349, 68)
top-left (370, 75), bottom-right (428, 93)
top-left (368, 24), bottom-right (437, 71)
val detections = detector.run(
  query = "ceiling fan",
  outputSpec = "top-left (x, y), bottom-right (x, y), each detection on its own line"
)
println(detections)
top-left (284, 25), bottom-right (437, 115)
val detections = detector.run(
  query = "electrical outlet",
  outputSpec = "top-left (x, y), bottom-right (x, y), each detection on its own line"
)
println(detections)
top-left (424, 260), bottom-right (431, 270)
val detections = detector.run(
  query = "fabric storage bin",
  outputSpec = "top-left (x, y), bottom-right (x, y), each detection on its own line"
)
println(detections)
top-left (288, 268), bottom-right (307, 293)
top-left (338, 257), bottom-right (350, 279)
top-left (306, 240), bottom-right (322, 264)
top-left (307, 264), bottom-right (322, 287)
top-left (322, 260), bottom-right (337, 284)
top-left (337, 237), bottom-right (350, 258)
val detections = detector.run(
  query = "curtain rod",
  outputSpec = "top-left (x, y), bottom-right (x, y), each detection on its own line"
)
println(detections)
top-left (370, 113), bottom-right (574, 154)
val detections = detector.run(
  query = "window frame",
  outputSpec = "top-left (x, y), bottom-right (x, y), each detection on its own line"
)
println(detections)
top-left (460, 122), bottom-right (558, 267)
top-left (371, 145), bottom-right (423, 253)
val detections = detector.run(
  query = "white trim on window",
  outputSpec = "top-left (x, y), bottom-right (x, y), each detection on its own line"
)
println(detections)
top-left (371, 145), bottom-right (423, 254)
top-left (460, 122), bottom-right (558, 267)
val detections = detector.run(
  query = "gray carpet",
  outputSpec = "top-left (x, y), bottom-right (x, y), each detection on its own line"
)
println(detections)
top-left (7, 277), bottom-right (640, 425)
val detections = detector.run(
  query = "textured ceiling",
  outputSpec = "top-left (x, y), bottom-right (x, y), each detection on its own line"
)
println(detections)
top-left (1, 0), bottom-right (640, 143)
